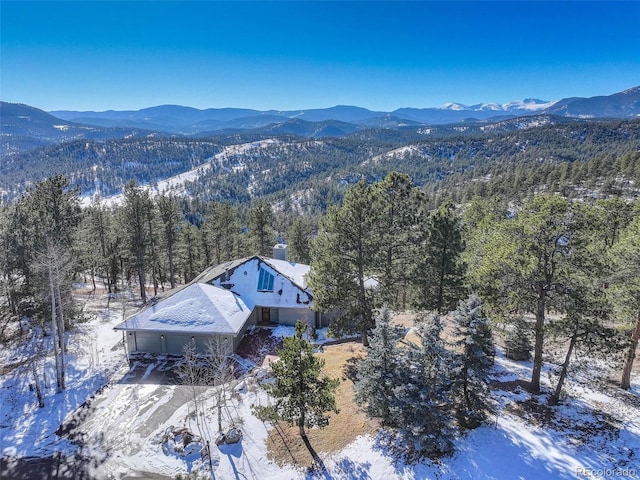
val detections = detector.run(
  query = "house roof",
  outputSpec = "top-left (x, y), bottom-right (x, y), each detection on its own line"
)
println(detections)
top-left (193, 257), bottom-right (253, 285)
top-left (259, 257), bottom-right (311, 291)
top-left (196, 255), bottom-right (311, 292)
top-left (115, 254), bottom-right (315, 337)
top-left (114, 282), bottom-right (252, 335)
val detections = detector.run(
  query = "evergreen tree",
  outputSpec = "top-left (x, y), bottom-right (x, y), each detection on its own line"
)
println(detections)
top-left (372, 172), bottom-right (421, 309)
top-left (77, 199), bottom-right (117, 291)
top-left (309, 180), bottom-right (379, 345)
top-left (613, 214), bottom-right (640, 390)
top-left (201, 201), bottom-right (241, 266)
top-left (413, 201), bottom-right (466, 314)
top-left (178, 221), bottom-right (202, 283)
top-left (121, 181), bottom-right (153, 302)
top-left (545, 199), bottom-right (629, 402)
top-left (354, 308), bottom-right (404, 424)
top-left (285, 216), bottom-right (315, 264)
top-left (389, 315), bottom-right (455, 459)
top-left (504, 315), bottom-right (532, 361)
top-left (253, 321), bottom-right (339, 436)
top-left (450, 295), bottom-right (495, 428)
top-left (249, 199), bottom-right (275, 256)
top-left (467, 195), bottom-right (573, 393)
top-left (26, 175), bottom-right (81, 249)
top-left (156, 194), bottom-right (182, 289)
top-left (22, 176), bottom-right (81, 325)
top-left (547, 280), bottom-right (623, 405)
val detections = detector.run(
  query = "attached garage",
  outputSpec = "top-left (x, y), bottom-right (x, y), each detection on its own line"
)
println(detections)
top-left (115, 282), bottom-right (253, 357)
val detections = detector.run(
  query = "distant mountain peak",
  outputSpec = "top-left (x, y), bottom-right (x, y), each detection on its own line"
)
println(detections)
top-left (503, 98), bottom-right (557, 112)
top-left (440, 102), bottom-right (467, 111)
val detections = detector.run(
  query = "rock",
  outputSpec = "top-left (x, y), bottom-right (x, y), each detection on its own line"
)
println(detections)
top-left (224, 427), bottom-right (242, 444)
top-left (215, 432), bottom-right (226, 446)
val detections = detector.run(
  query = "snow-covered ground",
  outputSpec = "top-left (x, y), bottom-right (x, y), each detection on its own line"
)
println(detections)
top-left (1, 292), bottom-right (639, 479)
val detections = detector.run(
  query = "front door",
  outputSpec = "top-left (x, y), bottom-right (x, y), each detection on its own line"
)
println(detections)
top-left (262, 307), bottom-right (271, 323)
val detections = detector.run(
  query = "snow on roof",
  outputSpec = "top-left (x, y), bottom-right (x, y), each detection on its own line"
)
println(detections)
top-left (261, 257), bottom-right (310, 289)
top-left (193, 257), bottom-right (252, 285)
top-left (195, 255), bottom-right (311, 291)
top-left (114, 283), bottom-right (252, 335)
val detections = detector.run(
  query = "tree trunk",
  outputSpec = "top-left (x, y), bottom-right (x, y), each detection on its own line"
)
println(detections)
top-left (168, 244), bottom-right (176, 289)
top-left (49, 262), bottom-right (63, 393)
top-left (91, 266), bottom-right (96, 292)
top-left (137, 266), bottom-right (147, 303)
top-left (30, 360), bottom-right (45, 408)
top-left (361, 328), bottom-right (369, 347)
top-left (621, 312), bottom-right (640, 390)
top-left (217, 392), bottom-right (223, 433)
top-left (550, 333), bottom-right (577, 405)
top-left (437, 244), bottom-right (448, 314)
top-left (530, 288), bottom-right (546, 393)
top-left (55, 278), bottom-right (66, 391)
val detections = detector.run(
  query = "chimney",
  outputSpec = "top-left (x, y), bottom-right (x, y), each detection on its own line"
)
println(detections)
top-left (272, 244), bottom-right (288, 261)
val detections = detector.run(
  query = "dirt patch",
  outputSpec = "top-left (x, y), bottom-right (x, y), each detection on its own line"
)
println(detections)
top-left (264, 341), bottom-right (378, 470)
top-left (0, 357), bottom-right (30, 376)
top-left (389, 311), bottom-right (419, 328)
top-left (491, 378), bottom-right (532, 393)
top-left (235, 327), bottom-right (283, 367)
top-left (504, 397), bottom-right (556, 427)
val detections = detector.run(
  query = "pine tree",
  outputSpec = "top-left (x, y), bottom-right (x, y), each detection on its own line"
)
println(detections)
top-left (156, 194), bottom-right (182, 289)
top-left (372, 172), bottom-right (421, 309)
top-left (413, 201), bottom-right (466, 314)
top-left (178, 221), bottom-right (202, 283)
top-left (254, 321), bottom-right (339, 436)
top-left (504, 315), bottom-right (532, 361)
top-left (354, 308), bottom-right (404, 424)
top-left (309, 180), bottom-right (379, 345)
top-left (202, 201), bottom-right (241, 266)
top-left (121, 181), bottom-right (153, 302)
top-left (467, 195), bottom-right (573, 393)
top-left (389, 315), bottom-right (455, 459)
top-left (612, 214), bottom-right (640, 390)
top-left (249, 199), bottom-right (275, 256)
top-left (286, 217), bottom-right (315, 264)
top-left (451, 295), bottom-right (495, 428)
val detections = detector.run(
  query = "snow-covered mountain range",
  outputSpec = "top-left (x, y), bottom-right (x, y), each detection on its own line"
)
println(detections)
top-left (45, 86), bottom-right (639, 134)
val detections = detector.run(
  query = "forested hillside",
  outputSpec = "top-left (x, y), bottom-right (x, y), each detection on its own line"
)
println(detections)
top-left (2, 117), bottom-right (640, 210)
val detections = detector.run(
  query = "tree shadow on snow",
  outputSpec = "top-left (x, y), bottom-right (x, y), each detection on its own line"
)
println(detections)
top-left (0, 451), bottom-right (98, 480)
top-left (325, 458), bottom-right (372, 480)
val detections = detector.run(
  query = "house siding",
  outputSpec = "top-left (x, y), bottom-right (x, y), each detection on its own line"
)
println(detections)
top-left (127, 331), bottom-right (237, 356)
top-left (211, 257), bottom-right (313, 311)
top-left (277, 307), bottom-right (315, 326)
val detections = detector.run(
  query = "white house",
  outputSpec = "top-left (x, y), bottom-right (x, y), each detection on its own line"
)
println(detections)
top-left (114, 245), bottom-right (329, 356)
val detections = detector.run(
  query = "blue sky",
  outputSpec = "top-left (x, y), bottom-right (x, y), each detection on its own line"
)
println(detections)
top-left (2, 1), bottom-right (639, 112)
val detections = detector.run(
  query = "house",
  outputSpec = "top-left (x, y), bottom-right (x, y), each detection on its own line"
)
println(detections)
top-left (114, 245), bottom-right (329, 356)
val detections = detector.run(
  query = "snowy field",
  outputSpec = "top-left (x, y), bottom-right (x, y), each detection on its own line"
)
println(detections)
top-left (1, 291), bottom-right (639, 479)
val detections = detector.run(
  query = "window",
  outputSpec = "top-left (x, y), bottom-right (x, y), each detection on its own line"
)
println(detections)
top-left (257, 269), bottom-right (275, 291)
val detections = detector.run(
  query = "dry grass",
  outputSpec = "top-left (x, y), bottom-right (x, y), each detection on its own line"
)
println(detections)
top-left (396, 312), bottom-right (458, 347)
top-left (264, 341), bottom-right (379, 469)
top-left (263, 311), bottom-right (465, 469)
